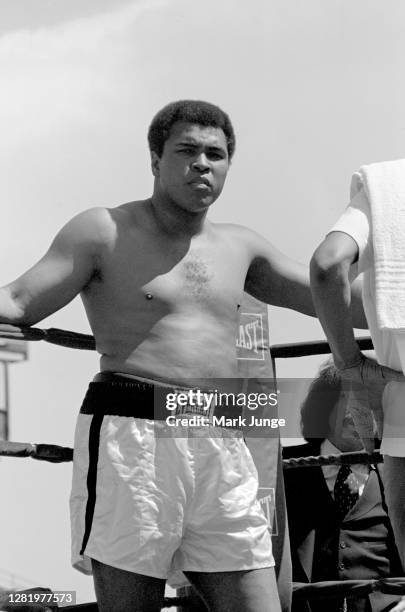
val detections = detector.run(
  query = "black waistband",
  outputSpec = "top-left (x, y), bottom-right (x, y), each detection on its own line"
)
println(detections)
top-left (80, 372), bottom-right (242, 421)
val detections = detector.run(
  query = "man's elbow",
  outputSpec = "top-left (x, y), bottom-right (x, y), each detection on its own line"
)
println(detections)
top-left (310, 243), bottom-right (345, 286)
top-left (0, 287), bottom-right (32, 326)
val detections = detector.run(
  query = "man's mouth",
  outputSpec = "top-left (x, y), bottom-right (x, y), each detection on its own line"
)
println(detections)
top-left (188, 177), bottom-right (211, 188)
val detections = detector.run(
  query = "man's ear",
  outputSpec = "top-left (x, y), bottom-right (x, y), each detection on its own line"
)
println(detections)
top-left (151, 151), bottom-right (160, 177)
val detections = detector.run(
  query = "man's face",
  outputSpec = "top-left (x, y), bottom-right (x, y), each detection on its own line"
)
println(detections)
top-left (327, 395), bottom-right (365, 453)
top-left (151, 121), bottom-right (230, 212)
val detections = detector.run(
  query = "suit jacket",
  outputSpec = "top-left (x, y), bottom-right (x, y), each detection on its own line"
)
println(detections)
top-left (283, 442), bottom-right (403, 612)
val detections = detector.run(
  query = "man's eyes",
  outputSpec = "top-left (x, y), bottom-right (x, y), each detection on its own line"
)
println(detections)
top-left (207, 151), bottom-right (225, 160)
top-left (177, 148), bottom-right (225, 160)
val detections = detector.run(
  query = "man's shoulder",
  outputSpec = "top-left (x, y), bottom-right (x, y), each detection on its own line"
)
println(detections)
top-left (213, 221), bottom-right (259, 235)
top-left (64, 201), bottom-right (145, 245)
top-left (78, 201), bottom-right (141, 228)
top-left (74, 205), bottom-right (113, 226)
top-left (212, 221), bottom-right (248, 233)
top-left (59, 206), bottom-right (115, 248)
top-left (212, 222), bottom-right (268, 247)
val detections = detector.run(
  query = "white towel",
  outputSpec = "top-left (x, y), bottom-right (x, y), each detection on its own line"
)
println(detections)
top-left (350, 159), bottom-right (405, 330)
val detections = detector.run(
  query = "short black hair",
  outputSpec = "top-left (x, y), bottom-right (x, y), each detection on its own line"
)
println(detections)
top-left (148, 99), bottom-right (236, 159)
top-left (300, 360), bottom-right (342, 442)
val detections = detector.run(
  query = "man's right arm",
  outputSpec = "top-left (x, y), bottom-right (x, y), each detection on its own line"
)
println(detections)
top-left (311, 228), bottom-right (405, 448)
top-left (310, 231), bottom-right (362, 369)
top-left (0, 208), bottom-right (109, 326)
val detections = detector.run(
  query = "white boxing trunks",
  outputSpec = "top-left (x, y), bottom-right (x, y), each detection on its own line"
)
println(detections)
top-left (70, 374), bottom-right (274, 582)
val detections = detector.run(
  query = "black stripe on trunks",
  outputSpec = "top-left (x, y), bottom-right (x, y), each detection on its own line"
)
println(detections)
top-left (79, 376), bottom-right (163, 556)
top-left (79, 410), bottom-right (104, 556)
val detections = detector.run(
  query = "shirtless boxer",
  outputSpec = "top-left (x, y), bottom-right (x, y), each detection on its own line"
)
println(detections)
top-left (0, 100), bottom-right (365, 612)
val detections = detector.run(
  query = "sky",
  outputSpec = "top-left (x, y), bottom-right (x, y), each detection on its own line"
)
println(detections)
top-left (1, 0), bottom-right (405, 604)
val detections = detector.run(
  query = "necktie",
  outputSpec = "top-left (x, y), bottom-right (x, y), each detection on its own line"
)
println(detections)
top-left (334, 465), bottom-right (359, 519)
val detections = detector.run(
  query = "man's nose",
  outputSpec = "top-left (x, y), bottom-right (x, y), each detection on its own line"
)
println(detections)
top-left (192, 153), bottom-right (210, 171)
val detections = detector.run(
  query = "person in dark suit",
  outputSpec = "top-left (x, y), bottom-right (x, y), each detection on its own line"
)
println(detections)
top-left (283, 362), bottom-right (404, 612)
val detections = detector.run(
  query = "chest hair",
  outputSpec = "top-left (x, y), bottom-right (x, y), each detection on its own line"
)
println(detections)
top-left (181, 255), bottom-right (213, 299)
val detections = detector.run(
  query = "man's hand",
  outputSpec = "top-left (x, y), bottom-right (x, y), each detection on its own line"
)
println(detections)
top-left (338, 354), bottom-right (405, 452)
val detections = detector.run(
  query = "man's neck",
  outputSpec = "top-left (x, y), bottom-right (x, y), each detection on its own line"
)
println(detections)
top-left (149, 194), bottom-right (208, 237)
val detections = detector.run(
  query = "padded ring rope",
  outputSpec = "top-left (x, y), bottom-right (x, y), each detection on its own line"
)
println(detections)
top-left (0, 324), bottom-right (373, 356)
top-left (0, 442), bottom-right (383, 469)
top-left (293, 577), bottom-right (405, 600)
top-left (0, 324), bottom-right (95, 351)
top-left (0, 441), bottom-right (73, 462)
top-left (283, 449), bottom-right (383, 469)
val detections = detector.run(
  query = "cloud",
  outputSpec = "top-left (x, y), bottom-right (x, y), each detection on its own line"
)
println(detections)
top-left (0, 0), bottom-right (165, 146)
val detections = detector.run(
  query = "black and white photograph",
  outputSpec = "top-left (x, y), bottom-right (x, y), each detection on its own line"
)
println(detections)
top-left (1, 1), bottom-right (405, 611)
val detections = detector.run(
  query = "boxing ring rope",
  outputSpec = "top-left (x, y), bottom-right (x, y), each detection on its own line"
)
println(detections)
top-left (0, 440), bottom-right (73, 462)
top-left (0, 439), bottom-right (384, 469)
top-left (0, 324), bottom-right (96, 351)
top-left (0, 323), bottom-right (374, 355)
top-left (1, 324), bottom-right (404, 611)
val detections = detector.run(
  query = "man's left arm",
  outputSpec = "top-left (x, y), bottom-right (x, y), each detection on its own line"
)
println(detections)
top-left (244, 230), bottom-right (367, 328)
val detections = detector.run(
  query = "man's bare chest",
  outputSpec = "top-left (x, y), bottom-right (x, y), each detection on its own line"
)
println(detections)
top-left (97, 236), bottom-right (248, 308)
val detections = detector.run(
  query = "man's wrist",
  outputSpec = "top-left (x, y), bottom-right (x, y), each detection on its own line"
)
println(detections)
top-left (334, 351), bottom-right (364, 371)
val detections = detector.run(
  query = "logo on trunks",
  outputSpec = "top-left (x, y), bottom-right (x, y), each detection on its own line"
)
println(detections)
top-left (236, 313), bottom-right (265, 361)
top-left (258, 487), bottom-right (277, 535)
